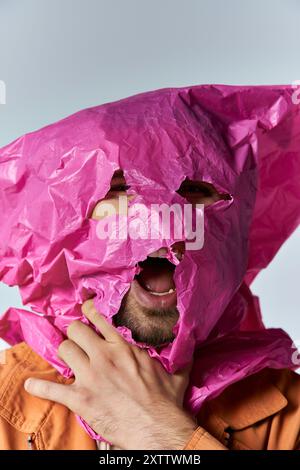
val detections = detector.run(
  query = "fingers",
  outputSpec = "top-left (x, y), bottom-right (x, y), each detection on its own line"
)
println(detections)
top-left (81, 299), bottom-right (123, 344)
top-left (173, 362), bottom-right (193, 386)
top-left (67, 320), bottom-right (105, 359)
top-left (65, 299), bottom-right (125, 361)
top-left (58, 339), bottom-right (89, 374)
top-left (24, 378), bottom-right (74, 408)
top-left (178, 362), bottom-right (193, 378)
top-left (171, 362), bottom-right (193, 405)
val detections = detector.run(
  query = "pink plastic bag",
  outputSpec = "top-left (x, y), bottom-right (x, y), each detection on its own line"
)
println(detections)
top-left (0, 85), bottom-right (299, 442)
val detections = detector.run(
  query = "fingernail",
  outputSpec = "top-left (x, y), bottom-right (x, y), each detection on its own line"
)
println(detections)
top-left (24, 378), bottom-right (32, 391)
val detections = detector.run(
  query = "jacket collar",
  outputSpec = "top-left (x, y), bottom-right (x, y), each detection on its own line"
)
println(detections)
top-left (207, 368), bottom-right (288, 430)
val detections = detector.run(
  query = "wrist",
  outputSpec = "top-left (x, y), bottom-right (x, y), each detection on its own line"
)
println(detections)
top-left (129, 407), bottom-right (198, 450)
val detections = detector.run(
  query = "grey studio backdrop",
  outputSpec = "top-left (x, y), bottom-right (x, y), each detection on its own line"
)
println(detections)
top-left (0, 0), bottom-right (299, 353)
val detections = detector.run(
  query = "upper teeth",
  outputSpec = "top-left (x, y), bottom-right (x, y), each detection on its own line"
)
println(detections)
top-left (148, 248), bottom-right (168, 258)
top-left (148, 288), bottom-right (176, 296)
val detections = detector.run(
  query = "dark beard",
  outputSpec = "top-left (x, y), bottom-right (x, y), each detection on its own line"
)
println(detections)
top-left (113, 293), bottom-right (179, 347)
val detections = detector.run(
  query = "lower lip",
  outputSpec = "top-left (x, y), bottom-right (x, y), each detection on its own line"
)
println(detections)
top-left (130, 279), bottom-right (177, 310)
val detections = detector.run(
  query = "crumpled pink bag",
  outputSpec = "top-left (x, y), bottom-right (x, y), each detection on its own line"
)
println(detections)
top-left (0, 84), bottom-right (299, 442)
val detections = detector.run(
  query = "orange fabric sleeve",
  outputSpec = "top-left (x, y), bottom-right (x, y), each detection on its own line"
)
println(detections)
top-left (182, 426), bottom-right (228, 450)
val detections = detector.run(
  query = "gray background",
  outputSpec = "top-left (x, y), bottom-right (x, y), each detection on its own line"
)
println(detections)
top-left (0, 0), bottom-right (299, 350)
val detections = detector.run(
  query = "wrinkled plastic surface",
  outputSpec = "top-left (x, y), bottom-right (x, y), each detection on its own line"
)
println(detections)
top-left (0, 85), bottom-right (300, 442)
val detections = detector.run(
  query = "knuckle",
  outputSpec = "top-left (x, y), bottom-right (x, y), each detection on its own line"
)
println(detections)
top-left (58, 339), bottom-right (72, 357)
top-left (121, 342), bottom-right (132, 353)
top-left (117, 345), bottom-right (137, 366)
top-left (81, 299), bottom-right (95, 316)
top-left (91, 348), bottom-right (107, 366)
top-left (87, 308), bottom-right (98, 323)
top-left (67, 320), bottom-right (81, 337)
top-left (91, 306), bottom-right (103, 322)
top-left (40, 381), bottom-right (52, 396)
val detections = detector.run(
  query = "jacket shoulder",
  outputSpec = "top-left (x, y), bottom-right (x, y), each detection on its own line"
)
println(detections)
top-left (0, 342), bottom-right (95, 449)
top-left (0, 342), bottom-right (63, 436)
top-left (0, 342), bottom-right (54, 381)
top-left (193, 368), bottom-right (300, 450)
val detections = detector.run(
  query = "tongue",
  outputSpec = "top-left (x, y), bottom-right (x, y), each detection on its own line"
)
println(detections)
top-left (137, 259), bottom-right (175, 293)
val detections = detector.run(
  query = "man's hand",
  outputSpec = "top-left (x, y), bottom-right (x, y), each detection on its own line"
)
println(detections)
top-left (24, 299), bottom-right (197, 450)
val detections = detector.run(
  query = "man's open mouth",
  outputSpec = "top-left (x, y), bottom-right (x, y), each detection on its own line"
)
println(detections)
top-left (131, 252), bottom-right (177, 310)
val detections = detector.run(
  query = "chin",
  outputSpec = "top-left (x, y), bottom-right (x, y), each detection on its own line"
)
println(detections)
top-left (113, 292), bottom-right (179, 347)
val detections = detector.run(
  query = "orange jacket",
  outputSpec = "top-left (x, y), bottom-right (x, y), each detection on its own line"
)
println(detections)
top-left (0, 342), bottom-right (299, 450)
